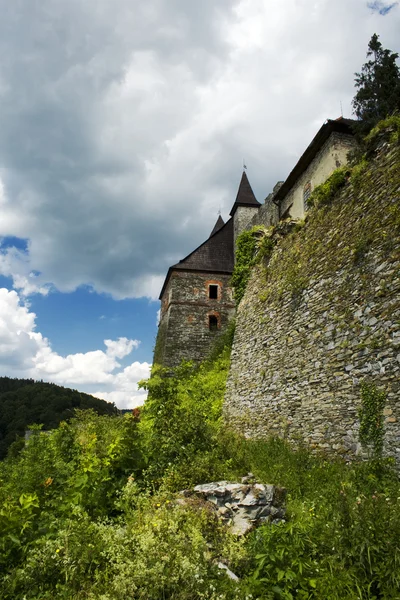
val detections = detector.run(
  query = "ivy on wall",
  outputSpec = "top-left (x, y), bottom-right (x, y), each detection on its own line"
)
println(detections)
top-left (307, 166), bottom-right (349, 209)
top-left (231, 227), bottom-right (274, 304)
top-left (359, 381), bottom-right (386, 457)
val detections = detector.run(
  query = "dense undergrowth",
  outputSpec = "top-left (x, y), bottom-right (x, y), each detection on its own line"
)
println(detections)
top-left (1, 329), bottom-right (399, 599)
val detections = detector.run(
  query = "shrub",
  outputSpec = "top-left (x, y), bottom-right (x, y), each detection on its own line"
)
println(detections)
top-left (307, 166), bottom-right (349, 209)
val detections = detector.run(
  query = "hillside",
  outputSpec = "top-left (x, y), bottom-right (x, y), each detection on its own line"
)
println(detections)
top-left (0, 377), bottom-right (117, 458)
top-left (226, 118), bottom-right (400, 463)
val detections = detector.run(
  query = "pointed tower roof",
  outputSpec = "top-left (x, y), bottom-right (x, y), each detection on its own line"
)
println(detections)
top-left (229, 171), bottom-right (261, 217)
top-left (209, 215), bottom-right (225, 237)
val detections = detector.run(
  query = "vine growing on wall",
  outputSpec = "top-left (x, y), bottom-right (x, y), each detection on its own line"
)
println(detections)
top-left (358, 381), bottom-right (386, 457)
top-left (231, 226), bottom-right (273, 304)
top-left (307, 166), bottom-right (349, 209)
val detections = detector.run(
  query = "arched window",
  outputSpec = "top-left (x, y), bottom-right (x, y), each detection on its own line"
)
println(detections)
top-left (208, 315), bottom-right (218, 331)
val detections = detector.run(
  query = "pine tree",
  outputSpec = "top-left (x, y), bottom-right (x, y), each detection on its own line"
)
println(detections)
top-left (352, 34), bottom-right (400, 132)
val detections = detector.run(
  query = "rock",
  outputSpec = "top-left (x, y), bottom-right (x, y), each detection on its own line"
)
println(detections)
top-left (230, 512), bottom-right (254, 536)
top-left (241, 472), bottom-right (255, 484)
top-left (217, 562), bottom-right (239, 581)
top-left (191, 479), bottom-right (287, 536)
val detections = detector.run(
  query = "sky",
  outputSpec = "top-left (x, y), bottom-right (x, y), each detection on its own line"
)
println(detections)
top-left (0, 0), bottom-right (399, 409)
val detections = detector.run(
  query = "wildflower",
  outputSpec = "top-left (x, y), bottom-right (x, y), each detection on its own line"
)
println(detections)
top-left (44, 477), bottom-right (53, 487)
top-left (56, 549), bottom-right (60, 553)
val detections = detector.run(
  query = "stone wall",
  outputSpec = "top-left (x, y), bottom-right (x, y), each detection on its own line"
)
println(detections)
top-left (224, 137), bottom-right (400, 463)
top-left (155, 271), bottom-right (235, 367)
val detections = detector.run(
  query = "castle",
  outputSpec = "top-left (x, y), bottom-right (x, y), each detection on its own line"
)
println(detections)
top-left (154, 118), bottom-right (356, 367)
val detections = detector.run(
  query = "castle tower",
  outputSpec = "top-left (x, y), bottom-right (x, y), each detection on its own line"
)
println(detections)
top-left (154, 215), bottom-right (236, 368)
top-left (229, 171), bottom-right (261, 250)
top-left (154, 172), bottom-right (260, 368)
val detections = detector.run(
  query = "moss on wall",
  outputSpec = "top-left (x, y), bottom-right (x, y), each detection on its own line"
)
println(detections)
top-left (225, 122), bottom-right (400, 464)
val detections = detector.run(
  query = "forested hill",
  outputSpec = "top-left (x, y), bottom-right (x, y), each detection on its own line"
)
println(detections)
top-left (0, 377), bottom-right (117, 459)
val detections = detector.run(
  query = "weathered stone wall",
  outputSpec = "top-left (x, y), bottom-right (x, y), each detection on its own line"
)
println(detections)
top-left (155, 271), bottom-right (235, 367)
top-left (249, 193), bottom-right (279, 229)
top-left (225, 138), bottom-right (400, 463)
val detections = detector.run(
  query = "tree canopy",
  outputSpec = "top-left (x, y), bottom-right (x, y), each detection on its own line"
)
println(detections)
top-left (0, 377), bottom-right (117, 459)
top-left (352, 33), bottom-right (400, 132)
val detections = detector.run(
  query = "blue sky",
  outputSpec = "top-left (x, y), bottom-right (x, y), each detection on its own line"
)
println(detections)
top-left (0, 0), bottom-right (398, 408)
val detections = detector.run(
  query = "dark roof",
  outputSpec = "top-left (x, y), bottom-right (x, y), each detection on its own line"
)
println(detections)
top-left (209, 215), bottom-right (225, 237)
top-left (273, 118), bottom-right (356, 206)
top-left (159, 218), bottom-right (234, 299)
top-left (229, 171), bottom-right (261, 216)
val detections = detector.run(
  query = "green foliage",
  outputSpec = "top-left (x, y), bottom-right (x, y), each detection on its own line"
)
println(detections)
top-left (231, 229), bottom-right (258, 304)
top-left (1, 324), bottom-right (400, 598)
top-left (307, 166), bottom-right (349, 209)
top-left (359, 381), bottom-right (386, 457)
top-left (366, 114), bottom-right (400, 145)
top-left (352, 34), bottom-right (400, 134)
top-left (0, 377), bottom-right (117, 459)
top-left (139, 346), bottom-right (234, 490)
top-left (231, 226), bottom-right (272, 304)
top-left (1, 403), bottom-right (400, 598)
top-left (349, 156), bottom-right (369, 191)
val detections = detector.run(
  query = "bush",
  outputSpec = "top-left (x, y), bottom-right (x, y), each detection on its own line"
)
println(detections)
top-left (307, 166), bottom-right (349, 209)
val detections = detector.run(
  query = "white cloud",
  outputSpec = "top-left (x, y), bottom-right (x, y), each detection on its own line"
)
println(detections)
top-left (0, 1), bottom-right (398, 300)
top-left (0, 288), bottom-right (150, 408)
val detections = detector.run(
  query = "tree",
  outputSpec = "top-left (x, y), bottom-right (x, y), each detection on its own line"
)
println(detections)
top-left (352, 34), bottom-right (400, 132)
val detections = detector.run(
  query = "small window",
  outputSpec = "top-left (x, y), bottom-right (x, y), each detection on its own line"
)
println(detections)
top-left (209, 315), bottom-right (218, 331)
top-left (303, 181), bottom-right (312, 210)
top-left (209, 284), bottom-right (218, 299)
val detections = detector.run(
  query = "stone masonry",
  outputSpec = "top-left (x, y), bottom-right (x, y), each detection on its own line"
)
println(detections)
top-left (155, 270), bottom-right (235, 367)
top-left (225, 137), bottom-right (400, 463)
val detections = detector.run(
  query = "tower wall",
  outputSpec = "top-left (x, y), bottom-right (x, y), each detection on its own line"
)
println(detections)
top-left (155, 271), bottom-right (235, 368)
top-left (233, 206), bottom-right (260, 250)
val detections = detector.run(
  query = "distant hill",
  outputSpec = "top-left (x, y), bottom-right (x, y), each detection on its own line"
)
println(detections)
top-left (0, 377), bottom-right (118, 459)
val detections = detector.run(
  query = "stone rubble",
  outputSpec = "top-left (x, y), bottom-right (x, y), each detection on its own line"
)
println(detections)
top-left (191, 475), bottom-right (286, 536)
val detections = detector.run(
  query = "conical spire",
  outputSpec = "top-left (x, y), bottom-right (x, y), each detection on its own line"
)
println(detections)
top-left (209, 215), bottom-right (225, 237)
top-left (229, 171), bottom-right (261, 216)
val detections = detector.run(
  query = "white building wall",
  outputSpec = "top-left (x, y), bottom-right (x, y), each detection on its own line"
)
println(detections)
top-left (279, 132), bottom-right (356, 220)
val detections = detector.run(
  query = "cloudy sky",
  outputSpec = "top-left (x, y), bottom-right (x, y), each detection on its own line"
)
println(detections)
top-left (0, 0), bottom-right (399, 408)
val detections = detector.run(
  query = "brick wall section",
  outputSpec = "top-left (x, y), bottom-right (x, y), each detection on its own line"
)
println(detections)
top-left (224, 140), bottom-right (400, 463)
top-left (155, 271), bottom-right (235, 367)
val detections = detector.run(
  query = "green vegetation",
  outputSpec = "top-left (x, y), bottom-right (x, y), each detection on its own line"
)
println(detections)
top-left (254, 118), bottom-right (400, 308)
top-left (0, 377), bottom-right (117, 459)
top-left (359, 382), bottom-right (386, 457)
top-left (352, 34), bottom-right (400, 134)
top-left (231, 226), bottom-right (274, 303)
top-left (306, 166), bottom-right (349, 209)
top-left (366, 114), bottom-right (400, 146)
top-left (1, 333), bottom-right (400, 598)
